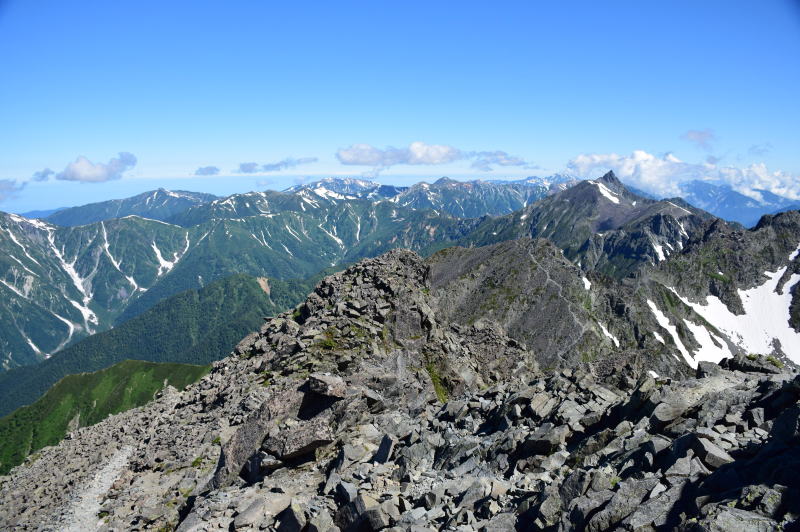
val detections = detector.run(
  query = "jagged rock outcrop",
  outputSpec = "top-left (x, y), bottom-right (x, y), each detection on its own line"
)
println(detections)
top-left (458, 171), bottom-right (718, 280)
top-left (0, 244), bottom-right (798, 531)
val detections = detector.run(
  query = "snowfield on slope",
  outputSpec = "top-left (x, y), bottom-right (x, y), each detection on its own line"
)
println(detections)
top-left (671, 242), bottom-right (800, 364)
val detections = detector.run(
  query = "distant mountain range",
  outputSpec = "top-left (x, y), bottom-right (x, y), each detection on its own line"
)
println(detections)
top-left (44, 188), bottom-right (218, 227)
top-left (2, 174), bottom-right (798, 373)
top-left (677, 179), bottom-right (799, 227)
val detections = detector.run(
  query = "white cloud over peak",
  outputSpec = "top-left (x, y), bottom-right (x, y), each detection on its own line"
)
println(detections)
top-left (336, 141), bottom-right (533, 175)
top-left (55, 152), bottom-right (137, 182)
top-left (567, 150), bottom-right (800, 201)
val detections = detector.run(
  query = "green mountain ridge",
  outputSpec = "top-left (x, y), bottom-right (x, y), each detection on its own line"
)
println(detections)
top-left (0, 359), bottom-right (209, 475)
top-left (44, 188), bottom-right (218, 227)
top-left (0, 274), bottom-right (312, 417)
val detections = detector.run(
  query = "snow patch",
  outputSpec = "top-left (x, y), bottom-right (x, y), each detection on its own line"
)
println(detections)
top-left (668, 265), bottom-right (800, 362)
top-left (45, 228), bottom-right (98, 331)
top-left (666, 201), bottom-right (691, 215)
top-left (653, 243), bottom-right (666, 262)
top-left (682, 319), bottom-right (732, 364)
top-left (313, 186), bottom-right (348, 200)
top-left (598, 322), bottom-right (620, 347)
top-left (151, 241), bottom-right (174, 275)
top-left (101, 223), bottom-right (139, 293)
top-left (790, 241), bottom-right (800, 261)
top-left (582, 276), bottom-right (591, 290)
top-left (647, 300), bottom-right (695, 368)
top-left (3, 227), bottom-right (42, 266)
top-left (318, 224), bottom-right (344, 249)
top-left (588, 181), bottom-right (620, 204)
top-left (0, 278), bottom-right (26, 299)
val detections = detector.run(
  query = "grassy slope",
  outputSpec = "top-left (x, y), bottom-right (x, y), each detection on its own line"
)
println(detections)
top-left (0, 273), bottom-right (312, 417)
top-left (0, 360), bottom-right (209, 474)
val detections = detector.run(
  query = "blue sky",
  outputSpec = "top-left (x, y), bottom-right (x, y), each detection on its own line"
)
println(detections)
top-left (1, 1), bottom-right (799, 211)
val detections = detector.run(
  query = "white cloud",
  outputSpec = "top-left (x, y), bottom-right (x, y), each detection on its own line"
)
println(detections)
top-left (567, 150), bottom-right (800, 201)
top-left (56, 152), bottom-right (137, 182)
top-left (405, 142), bottom-right (462, 165)
top-left (336, 142), bottom-right (458, 168)
top-left (261, 157), bottom-right (318, 172)
top-left (470, 150), bottom-right (538, 172)
top-left (235, 157), bottom-right (318, 174)
top-left (748, 143), bottom-right (772, 156)
top-left (237, 162), bottom-right (260, 174)
top-left (195, 166), bottom-right (220, 176)
top-left (681, 129), bottom-right (716, 151)
top-left (336, 141), bottom-right (532, 175)
top-left (32, 168), bottom-right (54, 182)
top-left (0, 179), bottom-right (25, 203)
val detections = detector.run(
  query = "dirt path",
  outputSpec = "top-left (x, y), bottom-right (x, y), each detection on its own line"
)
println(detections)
top-left (62, 446), bottom-right (133, 532)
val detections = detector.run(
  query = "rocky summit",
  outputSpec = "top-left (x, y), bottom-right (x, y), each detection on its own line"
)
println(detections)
top-left (1, 243), bottom-right (799, 531)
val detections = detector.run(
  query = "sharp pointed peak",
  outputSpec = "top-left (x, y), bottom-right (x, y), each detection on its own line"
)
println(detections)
top-left (597, 170), bottom-right (623, 187)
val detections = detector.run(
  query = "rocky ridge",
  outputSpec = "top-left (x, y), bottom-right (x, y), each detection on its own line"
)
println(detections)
top-left (1, 243), bottom-right (799, 530)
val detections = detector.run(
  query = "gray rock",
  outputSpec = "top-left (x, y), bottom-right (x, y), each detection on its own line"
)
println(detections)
top-left (372, 434), bottom-right (397, 464)
top-left (586, 477), bottom-right (659, 531)
top-left (233, 498), bottom-right (268, 529)
top-left (276, 502), bottom-right (307, 532)
top-left (309, 373), bottom-right (347, 398)
top-left (693, 437), bottom-right (735, 469)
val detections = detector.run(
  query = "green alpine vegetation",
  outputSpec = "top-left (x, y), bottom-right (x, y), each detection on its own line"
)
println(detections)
top-left (0, 359), bottom-right (209, 475)
top-left (0, 274), bottom-right (312, 417)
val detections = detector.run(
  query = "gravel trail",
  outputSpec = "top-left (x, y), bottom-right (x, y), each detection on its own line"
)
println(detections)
top-left (61, 446), bottom-right (133, 532)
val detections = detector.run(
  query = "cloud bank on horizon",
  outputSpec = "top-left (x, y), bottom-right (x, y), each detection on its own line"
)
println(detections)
top-left (3, 144), bottom-right (799, 208)
top-left (568, 150), bottom-right (800, 202)
top-left (336, 141), bottom-right (537, 177)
